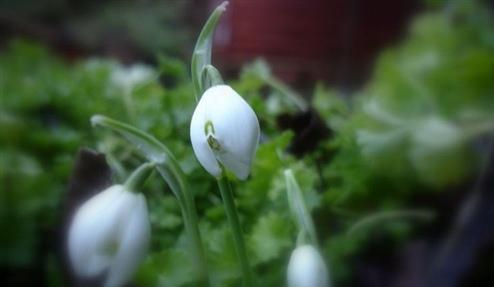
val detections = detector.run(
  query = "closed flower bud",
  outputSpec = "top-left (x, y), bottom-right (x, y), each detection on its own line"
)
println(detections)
top-left (287, 245), bottom-right (329, 287)
top-left (190, 85), bottom-right (260, 180)
top-left (68, 184), bottom-right (150, 287)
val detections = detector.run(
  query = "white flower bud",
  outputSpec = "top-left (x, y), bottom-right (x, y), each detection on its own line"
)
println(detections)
top-left (68, 185), bottom-right (150, 287)
top-left (287, 245), bottom-right (329, 287)
top-left (190, 85), bottom-right (260, 180)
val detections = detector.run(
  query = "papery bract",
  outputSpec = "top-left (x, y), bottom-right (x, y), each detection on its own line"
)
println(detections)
top-left (68, 185), bottom-right (150, 287)
top-left (190, 85), bottom-right (260, 180)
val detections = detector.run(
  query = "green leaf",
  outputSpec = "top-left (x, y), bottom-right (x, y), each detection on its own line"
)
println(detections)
top-left (249, 212), bottom-right (292, 264)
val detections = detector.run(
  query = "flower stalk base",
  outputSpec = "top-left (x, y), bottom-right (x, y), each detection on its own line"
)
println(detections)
top-left (217, 175), bottom-right (253, 287)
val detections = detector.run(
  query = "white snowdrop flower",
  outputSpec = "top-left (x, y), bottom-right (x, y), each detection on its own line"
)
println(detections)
top-left (190, 85), bottom-right (260, 180)
top-left (68, 184), bottom-right (150, 287)
top-left (287, 245), bottom-right (329, 287)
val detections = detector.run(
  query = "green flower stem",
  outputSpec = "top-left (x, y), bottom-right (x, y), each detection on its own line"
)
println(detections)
top-left (284, 169), bottom-right (318, 246)
top-left (123, 88), bottom-right (137, 124)
top-left (346, 209), bottom-right (435, 236)
top-left (201, 64), bottom-right (224, 90)
top-left (217, 174), bottom-right (253, 287)
top-left (124, 162), bottom-right (156, 192)
top-left (91, 115), bottom-right (210, 286)
top-left (178, 180), bottom-right (209, 285)
top-left (296, 230), bottom-right (308, 247)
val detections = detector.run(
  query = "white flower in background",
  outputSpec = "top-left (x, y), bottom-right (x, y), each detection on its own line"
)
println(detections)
top-left (68, 185), bottom-right (150, 287)
top-left (111, 64), bottom-right (154, 91)
top-left (190, 85), bottom-right (260, 180)
top-left (287, 245), bottom-right (329, 287)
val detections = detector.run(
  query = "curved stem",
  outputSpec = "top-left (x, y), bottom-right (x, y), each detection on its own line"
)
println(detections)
top-left (156, 166), bottom-right (209, 286)
top-left (181, 178), bottom-right (208, 284)
top-left (284, 169), bottom-right (318, 246)
top-left (217, 174), bottom-right (253, 287)
top-left (346, 209), bottom-right (435, 236)
top-left (91, 115), bottom-right (210, 286)
top-left (124, 162), bottom-right (156, 192)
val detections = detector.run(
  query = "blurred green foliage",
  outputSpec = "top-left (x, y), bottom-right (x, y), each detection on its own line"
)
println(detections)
top-left (314, 0), bottom-right (494, 280)
top-left (1, 0), bottom-right (191, 57)
top-left (1, 1), bottom-right (494, 286)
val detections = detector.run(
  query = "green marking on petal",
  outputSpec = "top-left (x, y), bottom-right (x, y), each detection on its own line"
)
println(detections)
top-left (204, 120), bottom-right (215, 136)
top-left (207, 134), bottom-right (222, 152)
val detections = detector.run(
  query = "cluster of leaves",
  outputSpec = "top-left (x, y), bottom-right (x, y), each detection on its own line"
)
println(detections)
top-left (1, 1), bottom-right (494, 286)
top-left (0, 39), bottom-right (317, 286)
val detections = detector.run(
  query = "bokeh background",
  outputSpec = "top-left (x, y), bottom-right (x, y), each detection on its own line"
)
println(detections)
top-left (0, 0), bottom-right (424, 88)
top-left (1, 0), bottom-right (494, 286)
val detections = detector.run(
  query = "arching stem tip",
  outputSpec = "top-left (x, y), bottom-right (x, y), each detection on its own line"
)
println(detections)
top-left (124, 162), bottom-right (157, 192)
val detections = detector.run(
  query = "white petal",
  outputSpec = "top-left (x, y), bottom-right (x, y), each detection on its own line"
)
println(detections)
top-left (287, 245), bottom-right (329, 287)
top-left (216, 150), bottom-right (251, 180)
top-left (190, 92), bottom-right (222, 177)
top-left (68, 185), bottom-right (123, 276)
top-left (68, 185), bottom-right (138, 279)
top-left (104, 194), bottom-right (150, 287)
top-left (202, 85), bottom-right (260, 180)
